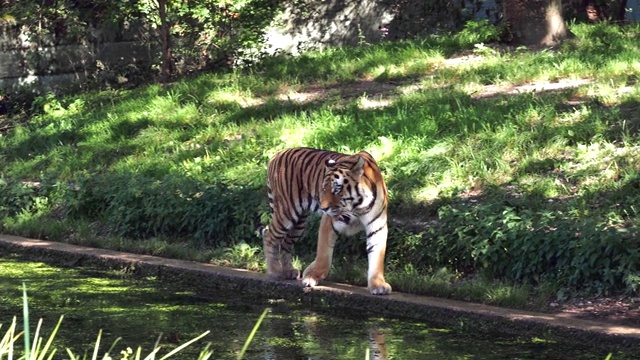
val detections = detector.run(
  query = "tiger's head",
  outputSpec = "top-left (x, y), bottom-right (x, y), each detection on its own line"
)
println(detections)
top-left (319, 155), bottom-right (365, 218)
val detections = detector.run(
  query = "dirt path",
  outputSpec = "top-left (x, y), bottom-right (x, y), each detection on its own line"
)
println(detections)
top-left (546, 296), bottom-right (640, 328)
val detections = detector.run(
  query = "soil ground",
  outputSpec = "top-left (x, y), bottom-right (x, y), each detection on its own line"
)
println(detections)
top-left (545, 296), bottom-right (640, 328)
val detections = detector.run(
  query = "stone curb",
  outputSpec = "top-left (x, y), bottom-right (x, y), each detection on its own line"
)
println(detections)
top-left (1, 234), bottom-right (639, 352)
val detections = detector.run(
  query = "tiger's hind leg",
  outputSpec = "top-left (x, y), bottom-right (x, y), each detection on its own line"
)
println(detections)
top-left (262, 214), bottom-right (306, 280)
top-left (279, 215), bottom-right (307, 280)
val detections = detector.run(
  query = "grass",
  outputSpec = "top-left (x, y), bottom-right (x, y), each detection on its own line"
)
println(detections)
top-left (1, 21), bottom-right (640, 308)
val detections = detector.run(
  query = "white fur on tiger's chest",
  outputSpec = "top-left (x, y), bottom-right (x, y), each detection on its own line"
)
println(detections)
top-left (332, 216), bottom-right (365, 236)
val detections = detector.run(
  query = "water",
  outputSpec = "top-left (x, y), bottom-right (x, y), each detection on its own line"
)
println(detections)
top-left (0, 254), bottom-right (631, 359)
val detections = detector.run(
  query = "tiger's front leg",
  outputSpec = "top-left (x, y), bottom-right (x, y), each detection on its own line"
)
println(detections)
top-left (365, 223), bottom-right (392, 295)
top-left (302, 215), bottom-right (337, 287)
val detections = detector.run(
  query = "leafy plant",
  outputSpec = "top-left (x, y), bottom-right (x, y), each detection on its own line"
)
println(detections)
top-left (456, 19), bottom-right (501, 45)
top-left (0, 178), bottom-right (40, 219)
top-left (1, 22), bottom-right (640, 300)
top-left (216, 242), bottom-right (264, 271)
top-left (422, 203), bottom-right (640, 296)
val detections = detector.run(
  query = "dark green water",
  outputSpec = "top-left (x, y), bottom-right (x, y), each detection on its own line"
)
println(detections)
top-left (0, 254), bottom-right (631, 359)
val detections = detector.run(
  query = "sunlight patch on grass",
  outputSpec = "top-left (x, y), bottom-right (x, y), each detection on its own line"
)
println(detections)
top-left (278, 122), bottom-right (311, 148)
top-left (180, 151), bottom-right (214, 177)
top-left (556, 105), bottom-right (590, 126)
top-left (413, 187), bottom-right (440, 202)
top-left (574, 142), bottom-right (620, 168)
top-left (570, 142), bottom-right (636, 185)
top-left (357, 95), bottom-right (393, 109)
top-left (369, 58), bottom-right (437, 81)
top-left (206, 88), bottom-right (263, 109)
top-left (413, 177), bottom-right (455, 202)
top-left (223, 158), bottom-right (265, 184)
top-left (3, 22), bottom-right (640, 302)
top-left (367, 136), bottom-right (396, 163)
top-left (519, 175), bottom-right (564, 198)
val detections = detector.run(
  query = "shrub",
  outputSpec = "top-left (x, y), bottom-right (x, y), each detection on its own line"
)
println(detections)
top-left (456, 19), bottom-right (502, 46)
top-left (405, 202), bottom-right (640, 296)
top-left (0, 178), bottom-right (36, 218)
top-left (66, 172), bottom-right (267, 246)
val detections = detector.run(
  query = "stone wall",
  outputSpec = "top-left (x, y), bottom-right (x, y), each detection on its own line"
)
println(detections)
top-left (0, 19), bottom-right (155, 93)
top-left (264, 0), bottom-right (502, 55)
top-left (1, 1), bottom-right (506, 95)
top-left (3, 0), bottom-right (640, 95)
top-left (0, 42), bottom-right (154, 91)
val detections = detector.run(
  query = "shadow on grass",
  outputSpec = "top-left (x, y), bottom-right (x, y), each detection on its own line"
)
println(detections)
top-left (1, 26), bottom-right (640, 295)
top-left (293, 83), bottom-right (640, 292)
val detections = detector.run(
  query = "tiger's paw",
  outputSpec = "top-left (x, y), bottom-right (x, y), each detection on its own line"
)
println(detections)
top-left (368, 277), bottom-right (392, 295)
top-left (282, 268), bottom-right (301, 280)
top-left (268, 268), bottom-right (300, 280)
top-left (301, 274), bottom-right (325, 287)
top-left (301, 262), bottom-right (329, 287)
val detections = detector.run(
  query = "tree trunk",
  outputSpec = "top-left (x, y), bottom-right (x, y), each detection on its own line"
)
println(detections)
top-left (504, 0), bottom-right (573, 46)
top-left (157, 0), bottom-right (172, 81)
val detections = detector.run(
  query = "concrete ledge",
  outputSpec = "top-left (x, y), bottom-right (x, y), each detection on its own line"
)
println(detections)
top-left (1, 234), bottom-right (639, 352)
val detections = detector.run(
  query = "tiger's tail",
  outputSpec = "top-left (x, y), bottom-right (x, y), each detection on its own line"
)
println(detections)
top-left (256, 224), bottom-right (269, 238)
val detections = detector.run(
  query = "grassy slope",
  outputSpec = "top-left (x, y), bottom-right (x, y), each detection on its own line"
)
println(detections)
top-left (1, 22), bottom-right (640, 308)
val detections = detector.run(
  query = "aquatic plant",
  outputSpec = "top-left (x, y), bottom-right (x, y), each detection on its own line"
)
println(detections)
top-left (0, 284), bottom-right (213, 360)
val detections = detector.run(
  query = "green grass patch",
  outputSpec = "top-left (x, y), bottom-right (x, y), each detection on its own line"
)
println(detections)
top-left (1, 21), bottom-right (640, 304)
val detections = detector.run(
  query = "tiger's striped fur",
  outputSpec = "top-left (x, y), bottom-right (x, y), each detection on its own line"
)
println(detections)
top-left (262, 147), bottom-right (391, 295)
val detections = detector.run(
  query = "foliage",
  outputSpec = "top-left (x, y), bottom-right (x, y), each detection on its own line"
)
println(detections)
top-left (0, 0), bottom-right (88, 45)
top-left (0, 0), bottom-right (281, 115)
top-left (68, 172), bottom-right (266, 246)
top-left (421, 203), bottom-right (640, 296)
top-left (1, 22), bottom-right (640, 299)
top-left (455, 19), bottom-right (502, 46)
top-left (566, 0), bottom-right (630, 22)
top-left (0, 178), bottom-right (38, 219)
top-left (133, 0), bottom-right (280, 72)
top-left (212, 242), bottom-right (265, 271)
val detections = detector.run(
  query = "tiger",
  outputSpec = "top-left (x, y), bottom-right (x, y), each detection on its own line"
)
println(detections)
top-left (262, 147), bottom-right (392, 295)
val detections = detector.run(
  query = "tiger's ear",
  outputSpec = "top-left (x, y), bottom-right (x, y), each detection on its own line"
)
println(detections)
top-left (325, 158), bottom-right (337, 169)
top-left (349, 156), bottom-right (365, 179)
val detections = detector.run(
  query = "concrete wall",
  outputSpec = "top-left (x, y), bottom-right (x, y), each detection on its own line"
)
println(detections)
top-left (264, 0), bottom-right (502, 56)
top-left (0, 42), bottom-right (154, 91)
top-left (6, 0), bottom-right (638, 94)
top-left (0, 19), bottom-right (155, 93)
top-left (628, 0), bottom-right (640, 22)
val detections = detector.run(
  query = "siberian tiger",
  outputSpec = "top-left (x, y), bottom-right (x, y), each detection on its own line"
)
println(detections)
top-left (262, 147), bottom-right (392, 295)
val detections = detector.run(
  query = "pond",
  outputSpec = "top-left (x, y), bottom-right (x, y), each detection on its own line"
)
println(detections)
top-left (0, 253), bottom-right (632, 359)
